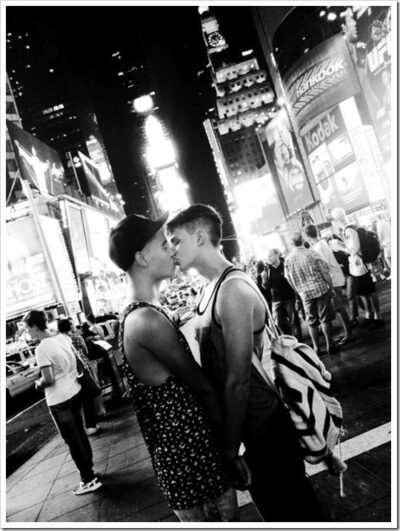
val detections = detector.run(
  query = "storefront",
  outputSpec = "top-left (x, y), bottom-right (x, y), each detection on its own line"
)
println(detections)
top-left (59, 196), bottom-right (126, 317)
top-left (5, 201), bottom-right (81, 362)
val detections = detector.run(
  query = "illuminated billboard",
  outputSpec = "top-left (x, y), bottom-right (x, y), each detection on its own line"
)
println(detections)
top-left (344, 6), bottom-right (392, 160)
top-left (283, 35), bottom-right (361, 129)
top-left (39, 216), bottom-right (81, 305)
top-left (78, 151), bottom-right (110, 205)
top-left (6, 216), bottom-right (57, 318)
top-left (6, 120), bottom-right (66, 197)
top-left (66, 204), bottom-right (91, 275)
top-left (258, 109), bottom-right (314, 215)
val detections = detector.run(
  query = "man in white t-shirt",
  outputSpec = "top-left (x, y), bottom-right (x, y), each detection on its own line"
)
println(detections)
top-left (304, 224), bottom-right (353, 346)
top-left (23, 309), bottom-right (102, 495)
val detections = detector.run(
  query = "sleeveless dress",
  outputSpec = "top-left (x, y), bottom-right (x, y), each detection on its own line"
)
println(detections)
top-left (119, 301), bottom-right (231, 511)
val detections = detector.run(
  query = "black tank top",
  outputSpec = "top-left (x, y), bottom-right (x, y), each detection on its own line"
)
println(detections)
top-left (194, 266), bottom-right (279, 444)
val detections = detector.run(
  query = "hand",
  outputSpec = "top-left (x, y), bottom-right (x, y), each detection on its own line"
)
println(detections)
top-left (224, 455), bottom-right (252, 490)
top-left (35, 380), bottom-right (43, 391)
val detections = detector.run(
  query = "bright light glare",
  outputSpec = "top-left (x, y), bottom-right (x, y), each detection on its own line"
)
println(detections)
top-left (327, 12), bottom-right (337, 21)
top-left (133, 94), bottom-right (154, 113)
top-left (157, 166), bottom-right (190, 215)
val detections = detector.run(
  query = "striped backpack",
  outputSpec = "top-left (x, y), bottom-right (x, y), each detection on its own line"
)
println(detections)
top-left (222, 270), bottom-right (347, 486)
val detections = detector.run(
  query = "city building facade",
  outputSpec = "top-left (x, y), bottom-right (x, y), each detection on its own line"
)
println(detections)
top-left (253, 5), bottom-right (392, 236)
top-left (199, 7), bottom-right (302, 258)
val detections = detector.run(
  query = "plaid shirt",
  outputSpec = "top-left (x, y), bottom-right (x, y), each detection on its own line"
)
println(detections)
top-left (284, 247), bottom-right (331, 301)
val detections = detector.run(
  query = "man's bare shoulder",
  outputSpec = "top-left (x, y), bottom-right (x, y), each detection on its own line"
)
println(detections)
top-left (218, 273), bottom-right (259, 305)
top-left (123, 306), bottom-right (169, 342)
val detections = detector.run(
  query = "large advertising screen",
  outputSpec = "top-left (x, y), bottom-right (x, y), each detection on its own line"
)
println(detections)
top-left (343, 6), bottom-right (392, 160)
top-left (78, 151), bottom-right (110, 205)
top-left (66, 204), bottom-right (91, 275)
top-left (39, 216), bottom-right (81, 304)
top-left (283, 35), bottom-right (361, 129)
top-left (258, 109), bottom-right (314, 215)
top-left (6, 120), bottom-right (66, 197)
top-left (6, 216), bottom-right (57, 318)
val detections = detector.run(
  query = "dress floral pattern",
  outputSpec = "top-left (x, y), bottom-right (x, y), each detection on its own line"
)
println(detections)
top-left (119, 302), bottom-right (231, 510)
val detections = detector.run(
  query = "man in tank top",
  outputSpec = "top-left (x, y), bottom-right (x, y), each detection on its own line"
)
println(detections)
top-left (168, 204), bottom-right (324, 522)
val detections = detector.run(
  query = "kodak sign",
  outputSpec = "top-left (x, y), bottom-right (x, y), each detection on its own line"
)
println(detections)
top-left (303, 107), bottom-right (345, 154)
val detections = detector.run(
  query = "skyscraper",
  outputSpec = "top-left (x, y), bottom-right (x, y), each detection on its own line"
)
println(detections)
top-left (6, 12), bottom-right (118, 205)
top-left (199, 7), bottom-right (283, 257)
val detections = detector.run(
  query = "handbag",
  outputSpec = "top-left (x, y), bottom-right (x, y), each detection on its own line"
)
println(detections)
top-left (73, 345), bottom-right (101, 397)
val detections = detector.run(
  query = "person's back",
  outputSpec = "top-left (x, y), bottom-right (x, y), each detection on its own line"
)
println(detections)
top-left (265, 258), bottom-right (295, 302)
top-left (285, 246), bottom-right (330, 300)
top-left (35, 333), bottom-right (80, 406)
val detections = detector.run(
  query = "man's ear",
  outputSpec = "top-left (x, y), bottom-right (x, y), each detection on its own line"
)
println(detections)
top-left (196, 229), bottom-right (207, 247)
top-left (135, 251), bottom-right (148, 267)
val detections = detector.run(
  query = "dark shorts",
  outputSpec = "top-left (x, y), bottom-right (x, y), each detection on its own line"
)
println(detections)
top-left (304, 291), bottom-right (335, 328)
top-left (354, 272), bottom-right (376, 296)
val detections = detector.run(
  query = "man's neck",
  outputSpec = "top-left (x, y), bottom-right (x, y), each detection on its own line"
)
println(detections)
top-left (129, 273), bottom-right (162, 306)
top-left (194, 251), bottom-right (232, 282)
top-left (37, 330), bottom-right (53, 341)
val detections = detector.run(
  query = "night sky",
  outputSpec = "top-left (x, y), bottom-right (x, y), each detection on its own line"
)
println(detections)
top-left (7, 5), bottom-right (264, 255)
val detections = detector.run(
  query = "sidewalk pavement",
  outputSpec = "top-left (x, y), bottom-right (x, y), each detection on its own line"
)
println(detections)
top-left (5, 281), bottom-right (392, 523)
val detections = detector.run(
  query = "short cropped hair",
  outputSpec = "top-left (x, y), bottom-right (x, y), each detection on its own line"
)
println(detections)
top-left (23, 309), bottom-right (48, 331)
top-left (167, 204), bottom-right (222, 247)
top-left (304, 224), bottom-right (318, 239)
top-left (291, 232), bottom-right (304, 247)
top-left (58, 318), bottom-right (73, 334)
top-left (269, 248), bottom-right (281, 256)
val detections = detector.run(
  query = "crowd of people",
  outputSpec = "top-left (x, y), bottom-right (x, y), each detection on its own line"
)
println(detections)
top-left (22, 203), bottom-right (391, 522)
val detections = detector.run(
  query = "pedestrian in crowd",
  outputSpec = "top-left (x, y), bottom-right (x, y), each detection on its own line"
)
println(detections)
top-left (370, 220), bottom-right (387, 282)
top-left (168, 204), bottom-right (323, 522)
top-left (264, 248), bottom-right (302, 340)
top-left (284, 232), bottom-right (340, 356)
top-left (23, 310), bottom-right (102, 495)
top-left (328, 235), bottom-right (359, 325)
top-left (255, 260), bottom-right (271, 306)
top-left (86, 314), bottom-right (106, 339)
top-left (331, 208), bottom-right (362, 324)
top-left (58, 318), bottom-right (107, 434)
top-left (108, 213), bottom-right (238, 522)
top-left (344, 225), bottom-right (385, 329)
top-left (304, 225), bottom-right (353, 346)
top-left (376, 215), bottom-right (391, 274)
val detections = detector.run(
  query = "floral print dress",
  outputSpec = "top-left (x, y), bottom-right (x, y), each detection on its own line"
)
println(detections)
top-left (119, 302), bottom-right (231, 511)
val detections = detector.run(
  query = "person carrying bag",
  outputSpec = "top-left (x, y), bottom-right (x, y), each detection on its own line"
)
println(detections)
top-left (225, 271), bottom-right (348, 496)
